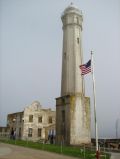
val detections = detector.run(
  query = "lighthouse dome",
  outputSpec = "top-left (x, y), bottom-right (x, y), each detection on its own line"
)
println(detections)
top-left (62, 3), bottom-right (82, 16)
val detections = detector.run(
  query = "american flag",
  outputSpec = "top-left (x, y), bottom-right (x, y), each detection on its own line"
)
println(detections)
top-left (79, 59), bottom-right (91, 75)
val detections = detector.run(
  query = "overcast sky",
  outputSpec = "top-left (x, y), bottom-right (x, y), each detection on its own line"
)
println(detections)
top-left (0, 0), bottom-right (120, 138)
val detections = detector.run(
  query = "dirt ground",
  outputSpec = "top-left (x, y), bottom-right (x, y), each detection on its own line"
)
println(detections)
top-left (110, 152), bottom-right (120, 159)
top-left (0, 143), bottom-right (80, 159)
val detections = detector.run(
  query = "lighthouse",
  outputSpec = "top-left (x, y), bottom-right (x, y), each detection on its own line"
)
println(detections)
top-left (56, 3), bottom-right (91, 145)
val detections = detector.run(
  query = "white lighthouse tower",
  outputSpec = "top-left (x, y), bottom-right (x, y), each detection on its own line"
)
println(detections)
top-left (56, 3), bottom-right (91, 145)
top-left (61, 3), bottom-right (83, 96)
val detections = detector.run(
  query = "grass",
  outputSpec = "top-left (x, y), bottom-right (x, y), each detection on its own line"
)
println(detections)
top-left (0, 138), bottom-right (110, 159)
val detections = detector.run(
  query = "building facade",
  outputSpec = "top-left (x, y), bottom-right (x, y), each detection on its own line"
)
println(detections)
top-left (56, 3), bottom-right (91, 145)
top-left (7, 111), bottom-right (24, 139)
top-left (22, 101), bottom-right (55, 141)
top-left (6, 101), bottom-right (55, 142)
top-left (0, 127), bottom-right (10, 137)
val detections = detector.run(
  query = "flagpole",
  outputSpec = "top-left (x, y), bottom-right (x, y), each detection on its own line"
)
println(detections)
top-left (91, 51), bottom-right (99, 159)
top-left (82, 75), bottom-right (86, 128)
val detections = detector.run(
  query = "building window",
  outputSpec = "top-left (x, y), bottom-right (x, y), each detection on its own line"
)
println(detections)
top-left (20, 114), bottom-right (22, 123)
top-left (48, 117), bottom-right (52, 124)
top-left (38, 116), bottom-right (42, 123)
top-left (62, 97), bottom-right (65, 104)
top-left (62, 110), bottom-right (65, 123)
top-left (29, 115), bottom-right (33, 122)
top-left (77, 38), bottom-right (79, 44)
top-left (19, 128), bottom-right (21, 137)
top-left (28, 128), bottom-right (32, 137)
top-left (38, 128), bottom-right (42, 137)
top-left (5, 128), bottom-right (7, 132)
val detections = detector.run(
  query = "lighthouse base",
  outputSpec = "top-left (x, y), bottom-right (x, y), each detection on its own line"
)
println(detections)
top-left (56, 93), bottom-right (91, 145)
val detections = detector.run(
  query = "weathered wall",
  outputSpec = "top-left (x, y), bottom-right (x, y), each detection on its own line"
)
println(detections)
top-left (70, 94), bottom-right (91, 145)
top-left (6, 101), bottom-right (55, 141)
top-left (56, 94), bottom-right (91, 145)
top-left (7, 112), bottom-right (24, 139)
top-left (56, 96), bottom-right (70, 145)
top-left (22, 101), bottom-right (55, 141)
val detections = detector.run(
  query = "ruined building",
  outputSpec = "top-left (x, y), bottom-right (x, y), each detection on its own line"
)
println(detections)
top-left (6, 101), bottom-right (55, 141)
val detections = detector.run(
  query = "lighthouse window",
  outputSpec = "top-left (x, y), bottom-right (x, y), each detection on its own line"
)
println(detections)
top-left (76, 17), bottom-right (79, 24)
top-left (64, 52), bottom-right (66, 58)
top-left (77, 38), bottom-right (79, 44)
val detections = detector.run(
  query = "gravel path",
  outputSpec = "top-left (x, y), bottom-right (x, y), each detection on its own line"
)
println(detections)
top-left (0, 143), bottom-right (80, 159)
top-left (110, 152), bottom-right (120, 159)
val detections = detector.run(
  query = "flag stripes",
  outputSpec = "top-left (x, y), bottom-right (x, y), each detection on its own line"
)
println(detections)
top-left (79, 59), bottom-right (91, 75)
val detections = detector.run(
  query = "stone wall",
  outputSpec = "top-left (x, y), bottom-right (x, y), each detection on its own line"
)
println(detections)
top-left (56, 94), bottom-right (91, 145)
top-left (6, 101), bottom-right (55, 142)
top-left (7, 112), bottom-right (24, 139)
top-left (22, 101), bottom-right (55, 141)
